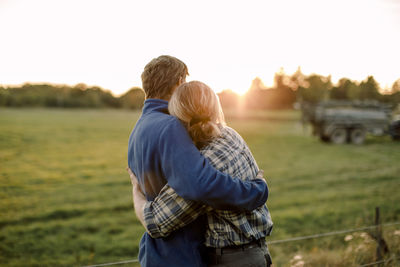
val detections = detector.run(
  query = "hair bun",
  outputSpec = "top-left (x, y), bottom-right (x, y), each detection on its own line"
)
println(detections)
top-left (189, 116), bottom-right (210, 127)
top-left (189, 120), bottom-right (220, 148)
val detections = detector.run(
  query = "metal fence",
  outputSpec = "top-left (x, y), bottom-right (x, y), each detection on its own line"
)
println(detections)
top-left (83, 208), bottom-right (400, 267)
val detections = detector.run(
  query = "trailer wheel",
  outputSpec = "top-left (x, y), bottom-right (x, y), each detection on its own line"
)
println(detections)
top-left (390, 120), bottom-right (400, 141)
top-left (330, 128), bottom-right (347, 144)
top-left (350, 128), bottom-right (366, 145)
top-left (320, 134), bottom-right (330, 142)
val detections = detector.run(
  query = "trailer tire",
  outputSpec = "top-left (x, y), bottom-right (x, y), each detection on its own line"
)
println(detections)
top-left (350, 128), bottom-right (366, 145)
top-left (320, 134), bottom-right (330, 142)
top-left (330, 128), bottom-right (347, 144)
top-left (390, 120), bottom-right (400, 141)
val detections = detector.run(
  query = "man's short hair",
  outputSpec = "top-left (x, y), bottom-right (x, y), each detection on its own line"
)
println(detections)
top-left (141, 55), bottom-right (189, 99)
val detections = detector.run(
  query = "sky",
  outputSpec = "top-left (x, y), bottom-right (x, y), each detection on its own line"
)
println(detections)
top-left (1, 0), bottom-right (399, 96)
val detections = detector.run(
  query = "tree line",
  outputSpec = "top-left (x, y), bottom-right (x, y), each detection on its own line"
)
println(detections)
top-left (218, 68), bottom-right (400, 110)
top-left (0, 83), bottom-right (145, 109)
top-left (1, 69), bottom-right (399, 110)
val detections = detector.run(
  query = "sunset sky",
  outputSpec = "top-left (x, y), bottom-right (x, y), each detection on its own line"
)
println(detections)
top-left (1, 0), bottom-right (399, 96)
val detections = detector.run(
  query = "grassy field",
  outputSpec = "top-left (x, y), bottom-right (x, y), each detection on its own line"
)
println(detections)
top-left (1, 108), bottom-right (399, 266)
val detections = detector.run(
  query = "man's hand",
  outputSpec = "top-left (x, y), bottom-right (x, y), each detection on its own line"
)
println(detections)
top-left (256, 169), bottom-right (267, 183)
top-left (126, 167), bottom-right (147, 229)
top-left (127, 167), bottom-right (140, 190)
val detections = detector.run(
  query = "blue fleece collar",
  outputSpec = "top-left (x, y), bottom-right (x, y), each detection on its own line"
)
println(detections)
top-left (142, 99), bottom-right (169, 115)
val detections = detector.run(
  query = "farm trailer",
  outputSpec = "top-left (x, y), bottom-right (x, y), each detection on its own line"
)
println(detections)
top-left (300, 100), bottom-right (400, 144)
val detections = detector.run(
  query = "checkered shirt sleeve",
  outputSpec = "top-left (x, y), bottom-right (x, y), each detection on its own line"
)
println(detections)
top-left (143, 184), bottom-right (208, 238)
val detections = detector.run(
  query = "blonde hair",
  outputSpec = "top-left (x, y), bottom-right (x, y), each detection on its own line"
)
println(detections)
top-left (168, 81), bottom-right (226, 148)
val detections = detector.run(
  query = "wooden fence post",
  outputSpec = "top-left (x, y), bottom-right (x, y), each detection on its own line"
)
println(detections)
top-left (374, 206), bottom-right (390, 266)
top-left (375, 207), bottom-right (382, 264)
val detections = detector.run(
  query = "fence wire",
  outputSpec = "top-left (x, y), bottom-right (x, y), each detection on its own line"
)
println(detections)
top-left (358, 256), bottom-right (400, 267)
top-left (267, 222), bottom-right (400, 245)
top-left (83, 258), bottom-right (139, 267)
top-left (82, 221), bottom-right (400, 267)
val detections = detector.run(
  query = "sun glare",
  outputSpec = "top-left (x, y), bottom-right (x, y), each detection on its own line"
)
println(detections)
top-left (229, 87), bottom-right (249, 96)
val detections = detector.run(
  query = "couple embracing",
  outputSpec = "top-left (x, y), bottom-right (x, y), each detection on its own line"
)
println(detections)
top-left (127, 55), bottom-right (273, 267)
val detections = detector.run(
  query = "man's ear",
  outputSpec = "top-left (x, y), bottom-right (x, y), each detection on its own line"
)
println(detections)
top-left (178, 76), bottom-right (185, 86)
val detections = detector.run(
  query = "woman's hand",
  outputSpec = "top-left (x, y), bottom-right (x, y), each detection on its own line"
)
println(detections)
top-left (256, 169), bottom-right (264, 179)
top-left (256, 169), bottom-right (267, 184)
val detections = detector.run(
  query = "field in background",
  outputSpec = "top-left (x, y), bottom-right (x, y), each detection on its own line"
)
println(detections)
top-left (1, 108), bottom-right (399, 266)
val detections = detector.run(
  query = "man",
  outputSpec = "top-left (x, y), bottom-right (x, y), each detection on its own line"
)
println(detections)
top-left (127, 55), bottom-right (268, 267)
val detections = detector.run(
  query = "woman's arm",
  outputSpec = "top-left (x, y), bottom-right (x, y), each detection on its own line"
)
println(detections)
top-left (127, 168), bottom-right (208, 238)
top-left (159, 118), bottom-right (269, 212)
top-left (127, 168), bottom-right (266, 238)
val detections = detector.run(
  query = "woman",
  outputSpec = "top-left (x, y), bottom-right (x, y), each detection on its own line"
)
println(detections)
top-left (129, 81), bottom-right (273, 266)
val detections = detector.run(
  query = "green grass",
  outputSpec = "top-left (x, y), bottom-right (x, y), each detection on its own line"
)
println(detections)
top-left (1, 108), bottom-right (399, 266)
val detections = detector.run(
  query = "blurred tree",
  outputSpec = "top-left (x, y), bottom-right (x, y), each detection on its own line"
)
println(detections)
top-left (345, 80), bottom-right (361, 100)
top-left (218, 90), bottom-right (240, 109)
top-left (74, 83), bottom-right (88, 91)
top-left (298, 74), bottom-right (332, 103)
top-left (119, 87), bottom-right (145, 109)
top-left (100, 89), bottom-right (120, 108)
top-left (392, 79), bottom-right (400, 93)
top-left (0, 86), bottom-right (9, 106)
top-left (288, 67), bottom-right (307, 91)
top-left (274, 68), bottom-right (289, 90)
top-left (273, 68), bottom-right (296, 109)
top-left (249, 77), bottom-right (266, 91)
top-left (330, 78), bottom-right (360, 100)
top-left (246, 77), bottom-right (269, 109)
top-left (245, 72), bottom-right (298, 110)
top-left (359, 76), bottom-right (380, 100)
top-left (85, 87), bottom-right (102, 107)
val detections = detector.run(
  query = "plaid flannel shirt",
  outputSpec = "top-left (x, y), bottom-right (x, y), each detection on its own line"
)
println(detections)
top-left (143, 126), bottom-right (273, 248)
